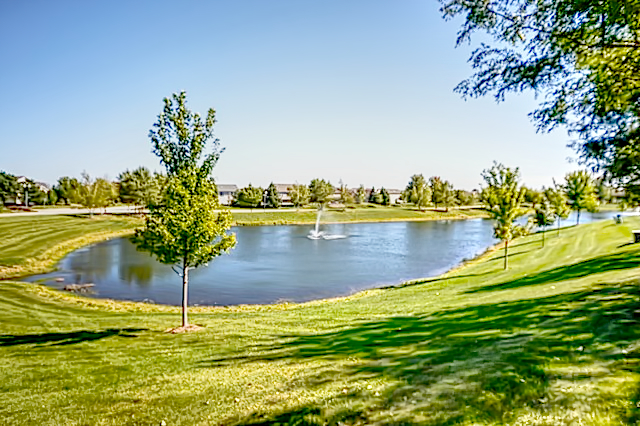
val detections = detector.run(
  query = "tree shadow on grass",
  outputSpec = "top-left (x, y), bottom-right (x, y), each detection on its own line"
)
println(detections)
top-left (209, 282), bottom-right (640, 425)
top-left (0, 328), bottom-right (147, 347)
top-left (466, 248), bottom-right (640, 293)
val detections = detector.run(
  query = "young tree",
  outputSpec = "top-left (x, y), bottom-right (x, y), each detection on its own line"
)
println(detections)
top-left (379, 187), bottom-right (390, 206)
top-left (368, 186), bottom-right (382, 204)
top-left (404, 174), bottom-right (431, 211)
top-left (531, 201), bottom-right (555, 247)
top-left (430, 177), bottom-right (456, 211)
top-left (544, 185), bottom-right (570, 236)
top-left (338, 183), bottom-right (355, 205)
top-left (288, 184), bottom-right (310, 209)
top-left (309, 178), bottom-right (334, 204)
top-left (77, 173), bottom-right (116, 215)
top-left (564, 171), bottom-right (599, 225)
top-left (482, 163), bottom-right (526, 270)
top-left (233, 184), bottom-right (263, 209)
top-left (265, 182), bottom-right (282, 209)
top-left (355, 185), bottom-right (367, 204)
top-left (46, 188), bottom-right (58, 205)
top-left (0, 172), bottom-right (18, 206)
top-left (133, 91), bottom-right (236, 329)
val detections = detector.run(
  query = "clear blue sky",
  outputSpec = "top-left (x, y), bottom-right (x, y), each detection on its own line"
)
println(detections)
top-left (0, 0), bottom-right (577, 190)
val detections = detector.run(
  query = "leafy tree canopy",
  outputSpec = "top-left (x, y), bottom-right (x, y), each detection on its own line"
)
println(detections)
top-left (441, 0), bottom-right (640, 189)
top-left (234, 184), bottom-right (263, 208)
top-left (309, 179), bottom-right (334, 204)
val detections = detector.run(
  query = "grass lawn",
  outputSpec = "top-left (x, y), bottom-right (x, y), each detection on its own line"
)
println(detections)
top-left (0, 215), bottom-right (639, 425)
top-left (231, 205), bottom-right (488, 225)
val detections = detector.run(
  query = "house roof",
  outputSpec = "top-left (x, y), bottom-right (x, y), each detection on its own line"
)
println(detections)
top-left (218, 184), bottom-right (238, 192)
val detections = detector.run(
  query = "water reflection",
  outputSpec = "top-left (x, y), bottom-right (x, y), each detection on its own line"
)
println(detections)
top-left (26, 211), bottom-right (614, 305)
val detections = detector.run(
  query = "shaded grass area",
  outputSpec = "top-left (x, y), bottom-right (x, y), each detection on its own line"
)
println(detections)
top-left (0, 216), bottom-right (639, 424)
top-left (231, 206), bottom-right (488, 225)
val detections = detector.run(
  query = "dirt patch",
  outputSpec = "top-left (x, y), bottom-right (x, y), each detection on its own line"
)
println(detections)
top-left (165, 324), bottom-right (204, 334)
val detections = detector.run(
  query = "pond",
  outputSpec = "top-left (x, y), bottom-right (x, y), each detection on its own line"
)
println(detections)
top-left (26, 211), bottom-right (613, 305)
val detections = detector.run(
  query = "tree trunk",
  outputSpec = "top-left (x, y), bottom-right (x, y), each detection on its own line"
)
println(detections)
top-left (542, 227), bottom-right (545, 248)
top-left (576, 210), bottom-right (581, 225)
top-left (182, 260), bottom-right (189, 327)
top-left (504, 240), bottom-right (509, 270)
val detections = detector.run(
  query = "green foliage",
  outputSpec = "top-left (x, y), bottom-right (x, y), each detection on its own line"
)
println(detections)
top-left (368, 186), bottom-right (382, 204)
top-left (0, 171), bottom-right (18, 205)
top-left (441, 0), bottom-right (640, 193)
top-left (134, 91), bottom-right (236, 327)
top-left (379, 187), bottom-right (390, 206)
top-left (404, 174), bottom-right (431, 211)
top-left (233, 184), bottom-right (263, 208)
top-left (309, 178), bottom-right (334, 204)
top-left (54, 177), bottom-right (82, 205)
top-left (455, 189), bottom-right (476, 206)
top-left (482, 163), bottom-right (526, 269)
top-left (77, 173), bottom-right (117, 214)
top-left (265, 183), bottom-right (281, 209)
top-left (149, 91), bottom-right (220, 178)
top-left (338, 183), bottom-right (355, 205)
top-left (355, 185), bottom-right (367, 204)
top-left (18, 179), bottom-right (47, 206)
top-left (288, 184), bottom-right (310, 208)
top-left (531, 201), bottom-right (555, 247)
top-left (134, 171), bottom-right (235, 268)
top-left (46, 188), bottom-right (58, 206)
top-left (430, 176), bottom-right (456, 211)
top-left (564, 171), bottom-right (599, 224)
top-left (118, 167), bottom-right (162, 208)
top-left (523, 187), bottom-right (544, 207)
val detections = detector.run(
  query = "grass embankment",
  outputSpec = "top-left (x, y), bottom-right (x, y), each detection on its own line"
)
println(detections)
top-left (231, 205), bottom-right (487, 225)
top-left (0, 215), bottom-right (141, 279)
top-left (1, 216), bottom-right (640, 425)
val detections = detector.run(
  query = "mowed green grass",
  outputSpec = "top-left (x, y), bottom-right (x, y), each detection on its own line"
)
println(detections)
top-left (231, 205), bottom-right (487, 225)
top-left (0, 216), bottom-right (639, 425)
top-left (0, 214), bottom-right (141, 279)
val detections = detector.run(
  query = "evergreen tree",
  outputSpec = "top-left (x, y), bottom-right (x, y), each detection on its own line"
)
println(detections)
top-left (265, 182), bottom-right (282, 209)
top-left (0, 172), bottom-right (18, 206)
top-left (368, 186), bottom-right (379, 204)
top-left (379, 187), bottom-right (390, 206)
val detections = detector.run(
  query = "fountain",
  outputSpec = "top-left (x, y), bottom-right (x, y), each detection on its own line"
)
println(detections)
top-left (307, 206), bottom-right (347, 240)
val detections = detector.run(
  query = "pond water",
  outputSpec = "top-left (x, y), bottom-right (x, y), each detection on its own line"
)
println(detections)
top-left (26, 211), bottom-right (613, 305)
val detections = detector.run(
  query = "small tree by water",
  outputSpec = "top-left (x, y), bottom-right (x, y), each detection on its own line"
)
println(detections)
top-left (482, 163), bottom-right (526, 270)
top-left (532, 201), bottom-right (555, 247)
top-left (133, 91), bottom-right (236, 329)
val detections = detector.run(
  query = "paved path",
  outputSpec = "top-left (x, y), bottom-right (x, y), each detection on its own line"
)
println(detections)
top-left (0, 206), bottom-right (137, 217)
top-left (0, 206), bottom-right (319, 218)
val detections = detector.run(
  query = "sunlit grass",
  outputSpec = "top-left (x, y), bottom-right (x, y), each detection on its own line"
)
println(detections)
top-left (0, 215), bottom-right (639, 424)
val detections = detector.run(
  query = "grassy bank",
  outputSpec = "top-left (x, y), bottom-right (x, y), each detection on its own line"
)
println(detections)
top-left (0, 215), bottom-right (141, 279)
top-left (1, 216), bottom-right (640, 425)
top-left (231, 205), bottom-right (488, 225)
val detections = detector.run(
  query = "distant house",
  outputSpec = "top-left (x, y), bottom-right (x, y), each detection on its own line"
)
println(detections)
top-left (274, 184), bottom-right (294, 204)
top-left (387, 189), bottom-right (403, 204)
top-left (217, 184), bottom-right (238, 206)
top-left (14, 176), bottom-right (51, 205)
